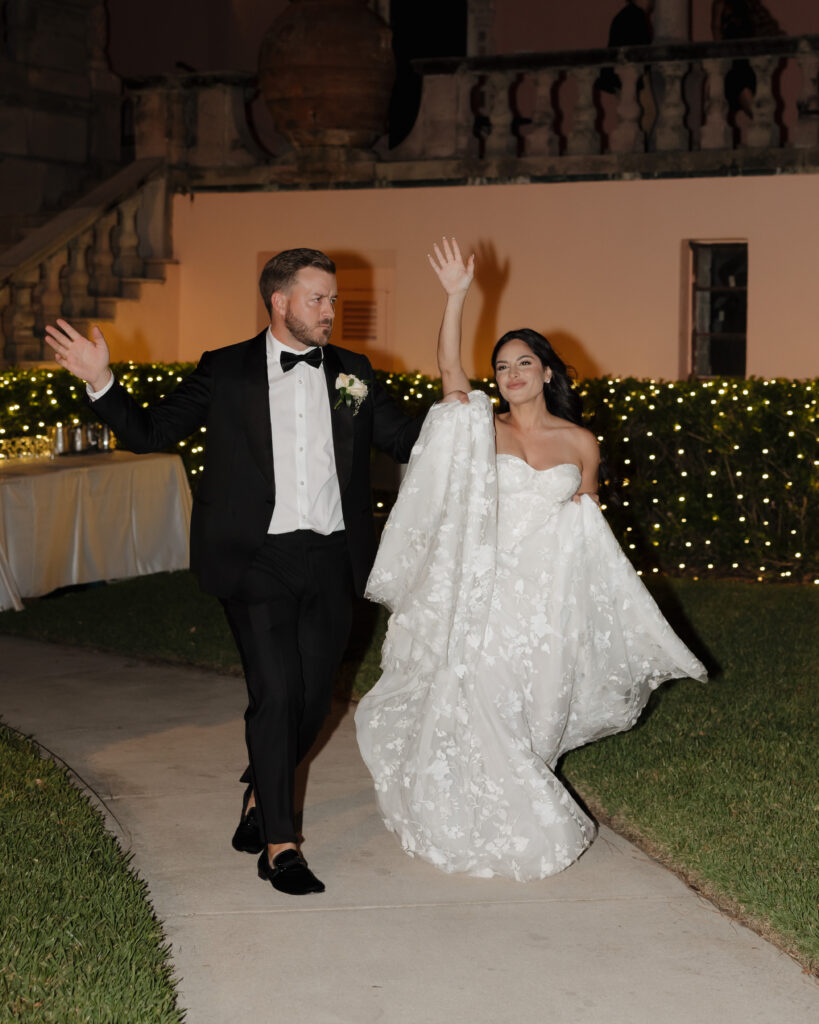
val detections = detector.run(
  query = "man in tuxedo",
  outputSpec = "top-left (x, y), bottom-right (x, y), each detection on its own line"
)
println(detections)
top-left (45, 248), bottom-right (422, 895)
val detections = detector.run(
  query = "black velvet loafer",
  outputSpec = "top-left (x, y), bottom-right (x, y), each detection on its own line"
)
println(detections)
top-left (257, 849), bottom-right (325, 895)
top-left (231, 786), bottom-right (264, 854)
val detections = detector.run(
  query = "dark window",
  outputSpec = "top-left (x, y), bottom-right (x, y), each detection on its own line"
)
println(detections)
top-left (388, 0), bottom-right (467, 147)
top-left (690, 242), bottom-right (748, 378)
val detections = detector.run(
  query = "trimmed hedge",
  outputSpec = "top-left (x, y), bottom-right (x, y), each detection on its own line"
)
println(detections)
top-left (1, 364), bottom-right (816, 581)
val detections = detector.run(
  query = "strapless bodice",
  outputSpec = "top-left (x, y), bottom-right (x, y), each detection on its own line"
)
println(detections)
top-left (496, 455), bottom-right (581, 548)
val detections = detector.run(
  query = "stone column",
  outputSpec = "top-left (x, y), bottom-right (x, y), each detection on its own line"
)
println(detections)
top-left (649, 0), bottom-right (690, 151)
top-left (653, 0), bottom-right (690, 42)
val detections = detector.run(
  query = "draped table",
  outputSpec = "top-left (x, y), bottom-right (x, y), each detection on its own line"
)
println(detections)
top-left (0, 451), bottom-right (192, 612)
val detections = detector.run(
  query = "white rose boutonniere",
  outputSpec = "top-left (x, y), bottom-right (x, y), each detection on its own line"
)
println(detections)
top-left (335, 373), bottom-right (369, 415)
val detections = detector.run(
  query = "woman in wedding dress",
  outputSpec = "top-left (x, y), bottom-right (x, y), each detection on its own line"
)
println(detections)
top-left (355, 238), bottom-right (707, 881)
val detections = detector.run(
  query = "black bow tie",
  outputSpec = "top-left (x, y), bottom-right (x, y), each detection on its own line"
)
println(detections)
top-left (280, 347), bottom-right (323, 372)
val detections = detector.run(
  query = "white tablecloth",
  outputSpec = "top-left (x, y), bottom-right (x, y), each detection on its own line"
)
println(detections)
top-left (0, 451), bottom-right (192, 612)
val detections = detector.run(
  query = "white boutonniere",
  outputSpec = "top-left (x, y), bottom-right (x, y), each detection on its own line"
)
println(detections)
top-left (335, 373), bottom-right (369, 415)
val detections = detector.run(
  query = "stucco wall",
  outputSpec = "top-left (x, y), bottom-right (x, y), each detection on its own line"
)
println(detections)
top-left (103, 174), bottom-right (818, 380)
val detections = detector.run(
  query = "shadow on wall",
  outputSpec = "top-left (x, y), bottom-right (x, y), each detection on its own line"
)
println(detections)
top-left (468, 239), bottom-right (602, 380)
top-left (543, 330), bottom-right (603, 380)
top-left (471, 239), bottom-right (510, 373)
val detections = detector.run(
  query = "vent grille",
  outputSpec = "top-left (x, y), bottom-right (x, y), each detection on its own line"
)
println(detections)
top-left (342, 299), bottom-right (378, 343)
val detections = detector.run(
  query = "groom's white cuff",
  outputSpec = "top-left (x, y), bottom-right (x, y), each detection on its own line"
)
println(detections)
top-left (86, 371), bottom-right (115, 401)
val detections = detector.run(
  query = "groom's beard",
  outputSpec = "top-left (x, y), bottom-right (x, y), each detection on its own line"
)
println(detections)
top-left (285, 310), bottom-right (333, 348)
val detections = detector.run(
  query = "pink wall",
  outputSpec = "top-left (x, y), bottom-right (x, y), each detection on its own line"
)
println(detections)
top-left (99, 174), bottom-right (819, 381)
top-left (105, 264), bottom-right (182, 363)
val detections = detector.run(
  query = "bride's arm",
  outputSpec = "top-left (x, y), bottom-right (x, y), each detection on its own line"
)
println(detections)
top-left (428, 237), bottom-right (474, 398)
top-left (573, 429), bottom-right (601, 504)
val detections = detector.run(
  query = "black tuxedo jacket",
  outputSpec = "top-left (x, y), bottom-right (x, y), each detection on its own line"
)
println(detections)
top-left (92, 330), bottom-right (422, 598)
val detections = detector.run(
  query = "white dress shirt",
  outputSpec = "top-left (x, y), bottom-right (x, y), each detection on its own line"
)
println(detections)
top-left (266, 329), bottom-right (343, 535)
top-left (88, 330), bottom-right (344, 535)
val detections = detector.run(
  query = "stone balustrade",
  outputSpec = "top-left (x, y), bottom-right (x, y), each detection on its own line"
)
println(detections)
top-left (0, 160), bottom-right (170, 365)
top-left (122, 36), bottom-right (818, 190)
top-left (387, 35), bottom-right (819, 181)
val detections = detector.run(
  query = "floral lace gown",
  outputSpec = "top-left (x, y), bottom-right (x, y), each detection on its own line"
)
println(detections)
top-left (355, 392), bottom-right (706, 881)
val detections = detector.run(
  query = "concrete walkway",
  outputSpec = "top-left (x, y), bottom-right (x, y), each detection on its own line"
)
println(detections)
top-left (2, 634), bottom-right (815, 1024)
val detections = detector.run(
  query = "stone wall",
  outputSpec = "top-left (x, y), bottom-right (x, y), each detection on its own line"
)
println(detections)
top-left (0, 0), bottom-right (121, 249)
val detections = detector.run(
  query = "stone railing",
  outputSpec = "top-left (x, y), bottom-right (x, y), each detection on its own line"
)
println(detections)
top-left (385, 35), bottom-right (819, 182)
top-left (0, 159), bottom-right (171, 365)
top-left (123, 73), bottom-right (268, 173)
top-left (125, 36), bottom-right (819, 190)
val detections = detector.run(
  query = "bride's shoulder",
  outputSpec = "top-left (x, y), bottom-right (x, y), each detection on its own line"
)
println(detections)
top-left (569, 423), bottom-right (599, 447)
top-left (570, 424), bottom-right (600, 457)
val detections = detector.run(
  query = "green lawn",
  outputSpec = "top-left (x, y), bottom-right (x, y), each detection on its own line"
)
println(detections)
top-left (1, 574), bottom-right (816, 974)
top-left (0, 725), bottom-right (182, 1023)
top-left (562, 579), bottom-right (818, 971)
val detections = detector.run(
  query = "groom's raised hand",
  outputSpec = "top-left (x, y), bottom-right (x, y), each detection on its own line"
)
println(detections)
top-left (45, 319), bottom-right (112, 393)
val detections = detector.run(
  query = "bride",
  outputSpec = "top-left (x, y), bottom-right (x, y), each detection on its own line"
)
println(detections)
top-left (355, 238), bottom-right (706, 881)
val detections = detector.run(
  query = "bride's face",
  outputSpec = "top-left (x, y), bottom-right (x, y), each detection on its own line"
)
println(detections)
top-left (494, 338), bottom-right (552, 405)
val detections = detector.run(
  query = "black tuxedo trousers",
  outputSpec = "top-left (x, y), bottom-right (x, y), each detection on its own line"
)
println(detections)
top-left (224, 530), bottom-right (353, 843)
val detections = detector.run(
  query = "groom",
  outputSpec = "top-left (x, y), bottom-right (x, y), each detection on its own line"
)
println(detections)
top-left (45, 248), bottom-right (422, 895)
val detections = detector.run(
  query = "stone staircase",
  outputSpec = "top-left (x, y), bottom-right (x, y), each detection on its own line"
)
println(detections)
top-left (0, 159), bottom-right (172, 365)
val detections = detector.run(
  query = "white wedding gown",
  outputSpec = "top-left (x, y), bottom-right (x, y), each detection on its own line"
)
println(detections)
top-left (355, 392), bottom-right (707, 881)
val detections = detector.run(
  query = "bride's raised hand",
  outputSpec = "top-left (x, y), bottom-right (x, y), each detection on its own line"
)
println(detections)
top-left (427, 237), bottom-right (475, 296)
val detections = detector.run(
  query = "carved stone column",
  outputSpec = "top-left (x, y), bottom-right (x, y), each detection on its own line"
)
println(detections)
top-left (113, 196), bottom-right (144, 279)
top-left (744, 55), bottom-right (778, 148)
top-left (609, 64), bottom-right (646, 153)
top-left (566, 67), bottom-right (600, 156)
top-left (135, 176), bottom-right (172, 267)
top-left (653, 61), bottom-right (689, 151)
top-left (33, 249), bottom-right (69, 334)
top-left (90, 213), bottom-right (119, 296)
top-left (524, 70), bottom-right (559, 157)
top-left (701, 58), bottom-right (732, 149)
top-left (6, 271), bottom-right (42, 362)
top-left (64, 232), bottom-right (94, 319)
top-left (483, 72), bottom-right (516, 158)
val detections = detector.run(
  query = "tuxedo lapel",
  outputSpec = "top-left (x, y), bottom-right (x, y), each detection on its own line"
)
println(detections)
top-left (322, 345), bottom-right (354, 494)
top-left (243, 330), bottom-right (274, 488)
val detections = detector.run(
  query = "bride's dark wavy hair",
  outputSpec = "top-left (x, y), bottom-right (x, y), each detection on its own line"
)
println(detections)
top-left (491, 328), bottom-right (619, 500)
top-left (490, 329), bottom-right (583, 425)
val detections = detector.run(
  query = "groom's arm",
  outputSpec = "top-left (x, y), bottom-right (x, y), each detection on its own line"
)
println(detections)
top-left (369, 374), bottom-right (424, 464)
top-left (45, 317), bottom-right (212, 452)
top-left (91, 354), bottom-right (213, 453)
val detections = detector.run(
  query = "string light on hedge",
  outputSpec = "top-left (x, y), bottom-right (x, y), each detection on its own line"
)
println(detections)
top-left (1, 366), bottom-right (814, 582)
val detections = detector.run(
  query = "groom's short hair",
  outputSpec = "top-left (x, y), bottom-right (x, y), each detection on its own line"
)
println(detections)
top-left (259, 248), bottom-right (336, 315)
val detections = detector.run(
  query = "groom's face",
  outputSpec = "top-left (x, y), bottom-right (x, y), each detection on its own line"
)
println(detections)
top-left (274, 267), bottom-right (338, 350)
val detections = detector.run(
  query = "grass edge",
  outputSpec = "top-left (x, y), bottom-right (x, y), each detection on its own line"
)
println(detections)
top-left (572, 783), bottom-right (818, 978)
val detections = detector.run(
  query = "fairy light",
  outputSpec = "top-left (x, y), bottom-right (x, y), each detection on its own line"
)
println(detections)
top-left (1, 366), bottom-right (814, 582)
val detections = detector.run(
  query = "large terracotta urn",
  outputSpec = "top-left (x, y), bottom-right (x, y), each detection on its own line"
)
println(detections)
top-left (258, 0), bottom-right (395, 156)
